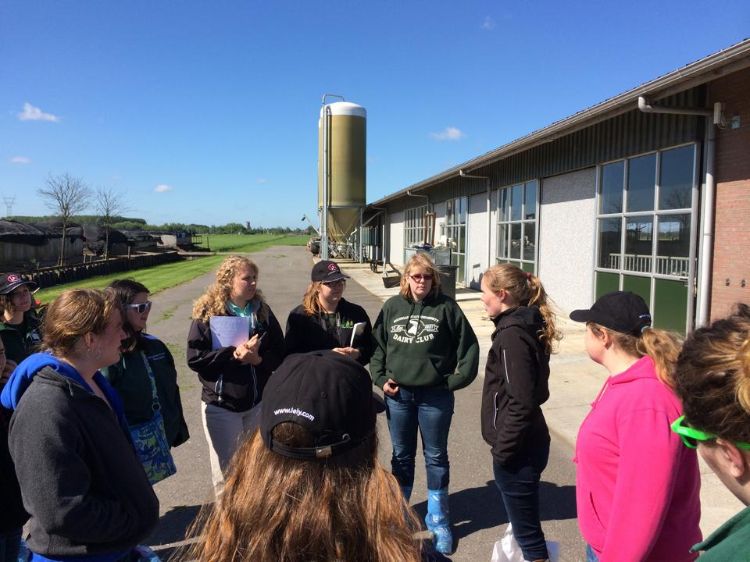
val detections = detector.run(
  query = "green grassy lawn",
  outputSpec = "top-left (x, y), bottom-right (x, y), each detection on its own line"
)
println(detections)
top-left (34, 234), bottom-right (309, 304)
top-left (195, 233), bottom-right (309, 253)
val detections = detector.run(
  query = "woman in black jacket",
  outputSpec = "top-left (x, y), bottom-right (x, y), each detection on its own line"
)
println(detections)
top-left (285, 260), bottom-right (373, 365)
top-left (1, 289), bottom-right (158, 562)
top-left (187, 255), bottom-right (284, 495)
top-left (479, 264), bottom-right (561, 562)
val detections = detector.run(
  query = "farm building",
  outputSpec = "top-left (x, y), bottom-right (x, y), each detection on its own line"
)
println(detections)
top-left (363, 39), bottom-right (750, 333)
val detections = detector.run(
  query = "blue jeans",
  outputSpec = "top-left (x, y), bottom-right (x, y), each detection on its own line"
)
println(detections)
top-left (385, 386), bottom-right (454, 491)
top-left (0, 529), bottom-right (22, 562)
top-left (586, 544), bottom-right (600, 562)
top-left (492, 439), bottom-right (550, 561)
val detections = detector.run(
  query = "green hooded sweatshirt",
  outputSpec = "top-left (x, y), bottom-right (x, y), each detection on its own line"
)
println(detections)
top-left (370, 292), bottom-right (479, 391)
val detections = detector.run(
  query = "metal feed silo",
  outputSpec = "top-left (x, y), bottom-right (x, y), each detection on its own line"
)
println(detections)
top-left (318, 100), bottom-right (366, 253)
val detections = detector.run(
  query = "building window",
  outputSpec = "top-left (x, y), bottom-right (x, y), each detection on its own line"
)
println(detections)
top-left (403, 205), bottom-right (428, 262)
top-left (595, 144), bottom-right (697, 333)
top-left (445, 197), bottom-right (467, 283)
top-left (496, 180), bottom-right (538, 273)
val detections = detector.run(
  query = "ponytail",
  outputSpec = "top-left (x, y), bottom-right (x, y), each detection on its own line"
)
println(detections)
top-left (638, 328), bottom-right (682, 389)
top-left (735, 334), bottom-right (750, 413)
top-left (483, 264), bottom-right (562, 354)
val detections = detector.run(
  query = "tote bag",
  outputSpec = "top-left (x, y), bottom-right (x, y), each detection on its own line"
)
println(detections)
top-left (129, 352), bottom-right (176, 485)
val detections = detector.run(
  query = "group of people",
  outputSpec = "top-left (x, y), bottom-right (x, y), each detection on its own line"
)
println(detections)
top-left (0, 254), bottom-right (748, 562)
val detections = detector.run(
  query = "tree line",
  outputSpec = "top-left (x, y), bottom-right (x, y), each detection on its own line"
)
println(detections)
top-left (16, 172), bottom-right (313, 266)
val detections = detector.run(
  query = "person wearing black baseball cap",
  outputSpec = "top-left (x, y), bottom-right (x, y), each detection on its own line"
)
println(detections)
top-left (285, 260), bottom-right (373, 365)
top-left (570, 291), bottom-right (701, 562)
top-left (186, 351), bottom-right (447, 562)
top-left (0, 272), bottom-right (42, 364)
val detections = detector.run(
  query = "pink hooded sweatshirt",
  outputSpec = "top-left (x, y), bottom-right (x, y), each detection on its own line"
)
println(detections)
top-left (575, 356), bottom-right (701, 562)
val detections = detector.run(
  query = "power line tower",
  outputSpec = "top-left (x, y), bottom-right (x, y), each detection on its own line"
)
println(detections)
top-left (2, 196), bottom-right (15, 218)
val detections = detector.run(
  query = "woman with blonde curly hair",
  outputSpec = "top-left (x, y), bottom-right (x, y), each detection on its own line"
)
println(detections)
top-left (479, 263), bottom-right (561, 562)
top-left (672, 303), bottom-right (750, 560)
top-left (187, 255), bottom-right (284, 494)
top-left (186, 351), bottom-right (446, 562)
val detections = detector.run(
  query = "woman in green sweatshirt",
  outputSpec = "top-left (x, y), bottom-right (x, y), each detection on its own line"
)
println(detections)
top-left (370, 253), bottom-right (479, 555)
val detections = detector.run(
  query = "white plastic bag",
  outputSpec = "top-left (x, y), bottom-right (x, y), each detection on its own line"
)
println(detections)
top-left (490, 523), bottom-right (560, 562)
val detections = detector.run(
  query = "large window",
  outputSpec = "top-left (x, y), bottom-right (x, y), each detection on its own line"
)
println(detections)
top-left (595, 144), bottom-right (697, 332)
top-left (496, 180), bottom-right (539, 273)
top-left (403, 205), bottom-right (428, 262)
top-left (445, 197), bottom-right (467, 283)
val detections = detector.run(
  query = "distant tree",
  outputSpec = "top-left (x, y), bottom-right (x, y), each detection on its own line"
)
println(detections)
top-left (38, 173), bottom-right (90, 266)
top-left (95, 187), bottom-right (128, 260)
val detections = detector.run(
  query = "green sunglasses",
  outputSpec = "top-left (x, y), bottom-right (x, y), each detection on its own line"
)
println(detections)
top-left (671, 415), bottom-right (750, 450)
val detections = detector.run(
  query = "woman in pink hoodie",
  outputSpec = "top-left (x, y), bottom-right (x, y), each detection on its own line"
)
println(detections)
top-left (570, 291), bottom-right (700, 562)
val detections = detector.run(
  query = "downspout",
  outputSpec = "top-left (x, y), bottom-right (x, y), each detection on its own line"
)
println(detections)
top-left (637, 96), bottom-right (722, 328)
top-left (459, 169), bottom-right (491, 276)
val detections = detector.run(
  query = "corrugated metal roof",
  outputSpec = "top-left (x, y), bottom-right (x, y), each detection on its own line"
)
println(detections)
top-left (369, 38), bottom-right (750, 208)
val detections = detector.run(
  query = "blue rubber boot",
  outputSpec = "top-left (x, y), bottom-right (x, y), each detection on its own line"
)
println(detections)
top-left (425, 488), bottom-right (453, 554)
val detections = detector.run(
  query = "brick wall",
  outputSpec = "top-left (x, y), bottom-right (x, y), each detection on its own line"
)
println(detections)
top-left (709, 68), bottom-right (750, 320)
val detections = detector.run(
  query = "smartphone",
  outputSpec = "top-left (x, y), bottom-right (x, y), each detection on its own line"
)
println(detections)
top-left (350, 322), bottom-right (367, 347)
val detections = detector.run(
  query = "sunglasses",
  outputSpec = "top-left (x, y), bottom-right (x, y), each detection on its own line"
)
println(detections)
top-left (322, 279), bottom-right (346, 287)
top-left (671, 415), bottom-right (750, 450)
top-left (126, 301), bottom-right (153, 314)
top-left (410, 274), bottom-right (433, 282)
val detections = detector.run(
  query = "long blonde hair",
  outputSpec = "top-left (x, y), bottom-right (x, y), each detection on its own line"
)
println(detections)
top-left (301, 281), bottom-right (324, 315)
top-left (184, 426), bottom-right (423, 562)
top-left (675, 303), bottom-right (750, 443)
top-left (399, 253), bottom-right (442, 300)
top-left (483, 263), bottom-right (561, 353)
top-left (588, 323), bottom-right (682, 388)
top-left (192, 256), bottom-right (268, 323)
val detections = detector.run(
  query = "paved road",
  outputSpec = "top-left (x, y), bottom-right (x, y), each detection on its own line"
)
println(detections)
top-left (145, 246), bottom-right (584, 561)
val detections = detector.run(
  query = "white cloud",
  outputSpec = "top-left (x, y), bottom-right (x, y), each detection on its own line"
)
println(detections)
top-left (256, 178), bottom-right (268, 184)
top-left (430, 127), bottom-right (466, 141)
top-left (481, 16), bottom-right (496, 30)
top-left (10, 156), bottom-right (31, 164)
top-left (154, 184), bottom-right (173, 193)
top-left (18, 102), bottom-right (60, 122)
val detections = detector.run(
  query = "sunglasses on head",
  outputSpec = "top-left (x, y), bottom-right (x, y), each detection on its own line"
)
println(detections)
top-left (671, 415), bottom-right (750, 450)
top-left (126, 301), bottom-right (153, 314)
top-left (410, 274), bottom-right (433, 282)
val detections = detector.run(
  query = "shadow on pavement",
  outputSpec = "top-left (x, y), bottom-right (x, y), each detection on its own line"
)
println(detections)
top-left (149, 504), bottom-right (205, 547)
top-left (412, 479), bottom-right (576, 548)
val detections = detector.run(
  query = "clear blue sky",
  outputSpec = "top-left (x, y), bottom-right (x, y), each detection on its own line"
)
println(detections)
top-left (1, 1), bottom-right (748, 228)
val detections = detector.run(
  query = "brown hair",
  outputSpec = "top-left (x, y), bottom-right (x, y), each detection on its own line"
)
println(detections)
top-left (399, 253), bottom-right (442, 301)
top-left (674, 303), bottom-right (750, 443)
top-left (42, 289), bottom-right (117, 357)
top-left (482, 263), bottom-right (561, 354)
top-left (588, 323), bottom-right (682, 388)
top-left (106, 279), bottom-right (150, 352)
top-left (184, 425), bottom-right (423, 562)
top-left (192, 256), bottom-right (269, 324)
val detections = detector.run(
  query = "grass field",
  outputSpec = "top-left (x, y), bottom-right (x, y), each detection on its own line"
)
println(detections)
top-left (35, 234), bottom-right (310, 304)
top-left (195, 233), bottom-right (309, 253)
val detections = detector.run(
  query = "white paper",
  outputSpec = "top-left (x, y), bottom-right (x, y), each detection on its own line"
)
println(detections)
top-left (350, 322), bottom-right (367, 347)
top-left (209, 316), bottom-right (250, 350)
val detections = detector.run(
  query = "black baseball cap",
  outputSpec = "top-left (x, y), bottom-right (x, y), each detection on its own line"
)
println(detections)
top-left (0, 273), bottom-right (38, 295)
top-left (311, 260), bottom-right (350, 283)
top-left (260, 351), bottom-right (376, 460)
top-left (570, 291), bottom-right (652, 336)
